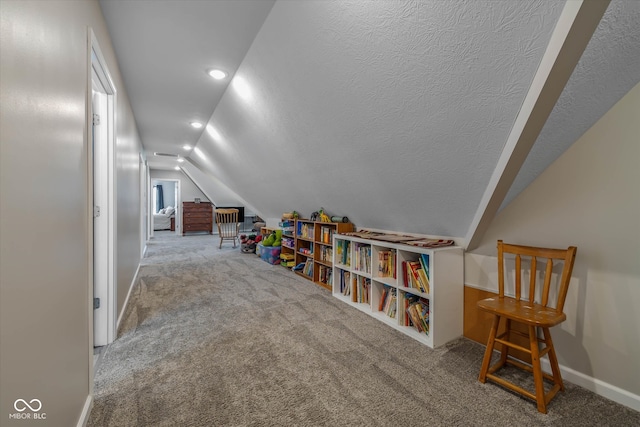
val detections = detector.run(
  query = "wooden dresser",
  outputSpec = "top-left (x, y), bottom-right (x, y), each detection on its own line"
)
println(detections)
top-left (182, 202), bottom-right (213, 235)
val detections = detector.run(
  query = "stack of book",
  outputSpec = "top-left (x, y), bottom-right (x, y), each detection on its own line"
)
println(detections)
top-left (377, 250), bottom-right (396, 278)
top-left (356, 277), bottom-right (371, 304)
top-left (320, 226), bottom-right (333, 244)
top-left (319, 246), bottom-right (333, 263)
top-left (401, 254), bottom-right (430, 294)
top-left (378, 285), bottom-right (397, 318)
top-left (405, 294), bottom-right (429, 336)
top-left (303, 259), bottom-right (313, 277)
top-left (354, 243), bottom-right (371, 273)
top-left (319, 265), bottom-right (332, 285)
top-left (297, 222), bottom-right (313, 239)
top-left (339, 270), bottom-right (351, 296)
top-left (336, 240), bottom-right (351, 266)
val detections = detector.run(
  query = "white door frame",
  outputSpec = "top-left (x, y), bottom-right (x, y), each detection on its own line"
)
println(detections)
top-left (88, 29), bottom-right (117, 348)
top-left (150, 178), bottom-right (182, 235)
top-left (140, 155), bottom-right (148, 257)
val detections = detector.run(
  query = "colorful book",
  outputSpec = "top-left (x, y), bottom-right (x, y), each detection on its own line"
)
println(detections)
top-left (419, 253), bottom-right (430, 283)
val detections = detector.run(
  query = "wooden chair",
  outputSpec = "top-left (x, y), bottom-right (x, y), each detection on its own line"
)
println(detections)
top-left (477, 240), bottom-right (577, 413)
top-left (215, 208), bottom-right (240, 249)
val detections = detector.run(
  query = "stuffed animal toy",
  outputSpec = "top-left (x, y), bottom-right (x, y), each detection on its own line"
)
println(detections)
top-left (262, 231), bottom-right (276, 246)
top-left (273, 229), bottom-right (282, 247)
top-left (262, 229), bottom-right (283, 247)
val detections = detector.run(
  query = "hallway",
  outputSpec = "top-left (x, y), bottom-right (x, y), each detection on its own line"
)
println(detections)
top-left (88, 233), bottom-right (640, 426)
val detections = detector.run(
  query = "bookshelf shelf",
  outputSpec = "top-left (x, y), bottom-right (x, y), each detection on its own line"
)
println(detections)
top-left (315, 259), bottom-right (331, 267)
top-left (332, 234), bottom-right (463, 349)
top-left (294, 219), bottom-right (354, 290)
top-left (279, 220), bottom-right (296, 268)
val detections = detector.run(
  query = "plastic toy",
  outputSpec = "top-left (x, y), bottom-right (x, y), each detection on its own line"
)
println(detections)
top-left (318, 208), bottom-right (331, 223)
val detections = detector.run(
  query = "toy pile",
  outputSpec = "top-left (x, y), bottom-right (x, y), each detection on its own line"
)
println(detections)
top-left (261, 229), bottom-right (282, 247)
top-left (240, 233), bottom-right (262, 253)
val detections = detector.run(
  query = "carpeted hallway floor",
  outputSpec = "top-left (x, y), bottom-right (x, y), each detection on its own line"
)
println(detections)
top-left (88, 231), bottom-right (640, 426)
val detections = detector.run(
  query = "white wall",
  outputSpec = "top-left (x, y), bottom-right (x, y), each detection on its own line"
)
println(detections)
top-left (0, 1), bottom-right (143, 425)
top-left (466, 82), bottom-right (640, 407)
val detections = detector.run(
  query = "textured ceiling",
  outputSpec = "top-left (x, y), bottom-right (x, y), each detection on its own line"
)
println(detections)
top-left (100, 0), bottom-right (639, 239)
top-left (503, 0), bottom-right (640, 208)
top-left (193, 0), bottom-right (564, 236)
top-left (99, 0), bottom-right (275, 170)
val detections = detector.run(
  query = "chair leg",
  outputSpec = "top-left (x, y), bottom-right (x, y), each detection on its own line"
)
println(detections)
top-left (529, 325), bottom-right (547, 413)
top-left (542, 327), bottom-right (564, 391)
top-left (219, 238), bottom-right (223, 249)
top-left (500, 318), bottom-right (511, 366)
top-left (479, 315), bottom-right (500, 383)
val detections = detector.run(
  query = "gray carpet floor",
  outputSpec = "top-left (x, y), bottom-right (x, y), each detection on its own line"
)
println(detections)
top-left (88, 231), bottom-right (640, 426)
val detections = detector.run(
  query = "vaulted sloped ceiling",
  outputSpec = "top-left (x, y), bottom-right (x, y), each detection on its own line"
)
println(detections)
top-left (101, 0), bottom-right (639, 242)
top-left (503, 0), bottom-right (640, 208)
top-left (194, 0), bottom-right (566, 237)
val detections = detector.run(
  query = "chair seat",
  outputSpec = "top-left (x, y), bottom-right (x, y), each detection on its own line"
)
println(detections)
top-left (478, 297), bottom-right (566, 328)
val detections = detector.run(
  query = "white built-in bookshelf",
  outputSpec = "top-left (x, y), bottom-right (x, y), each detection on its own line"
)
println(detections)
top-left (332, 234), bottom-right (463, 348)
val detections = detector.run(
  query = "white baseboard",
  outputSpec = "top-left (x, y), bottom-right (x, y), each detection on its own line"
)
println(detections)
top-left (540, 358), bottom-right (640, 412)
top-left (76, 395), bottom-right (93, 427)
top-left (116, 262), bottom-right (141, 331)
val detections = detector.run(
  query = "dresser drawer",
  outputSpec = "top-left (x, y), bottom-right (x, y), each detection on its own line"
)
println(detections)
top-left (183, 223), bottom-right (211, 230)
top-left (182, 201), bottom-right (213, 234)
top-left (183, 211), bottom-right (212, 219)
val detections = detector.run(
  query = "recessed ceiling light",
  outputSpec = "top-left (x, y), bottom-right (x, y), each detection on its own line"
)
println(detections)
top-left (190, 121), bottom-right (203, 129)
top-left (182, 144), bottom-right (192, 150)
top-left (208, 69), bottom-right (227, 80)
top-left (177, 158), bottom-right (184, 163)
top-left (174, 166), bottom-right (181, 170)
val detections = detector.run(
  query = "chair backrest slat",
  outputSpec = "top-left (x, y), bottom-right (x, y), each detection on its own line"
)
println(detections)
top-left (498, 240), bottom-right (505, 297)
top-left (528, 256), bottom-right (537, 302)
top-left (556, 248), bottom-right (578, 312)
top-left (515, 254), bottom-right (521, 300)
top-left (497, 240), bottom-right (577, 312)
top-left (541, 258), bottom-right (554, 306)
top-left (215, 208), bottom-right (239, 238)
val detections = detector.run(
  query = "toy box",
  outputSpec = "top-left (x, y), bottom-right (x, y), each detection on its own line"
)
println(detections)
top-left (257, 243), bottom-right (281, 265)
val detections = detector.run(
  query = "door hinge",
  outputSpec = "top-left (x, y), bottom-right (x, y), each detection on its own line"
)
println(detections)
top-left (93, 297), bottom-right (100, 309)
top-left (93, 113), bottom-right (100, 126)
top-left (94, 205), bottom-right (101, 218)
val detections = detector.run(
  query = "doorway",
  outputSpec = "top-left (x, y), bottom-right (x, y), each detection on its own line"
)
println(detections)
top-left (90, 32), bottom-right (117, 348)
top-left (150, 178), bottom-right (182, 236)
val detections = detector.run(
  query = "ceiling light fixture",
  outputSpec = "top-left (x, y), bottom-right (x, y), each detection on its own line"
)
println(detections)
top-left (190, 121), bottom-right (203, 129)
top-left (208, 69), bottom-right (227, 80)
top-left (174, 166), bottom-right (181, 171)
top-left (154, 152), bottom-right (178, 157)
top-left (177, 158), bottom-right (185, 163)
top-left (182, 144), bottom-right (191, 150)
